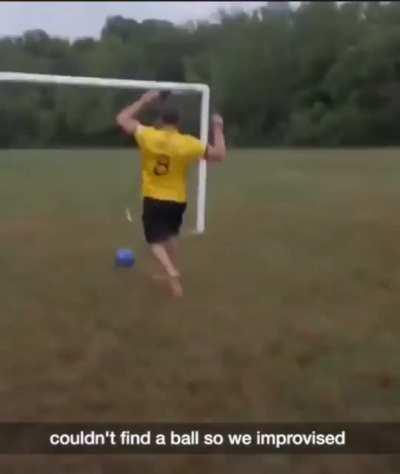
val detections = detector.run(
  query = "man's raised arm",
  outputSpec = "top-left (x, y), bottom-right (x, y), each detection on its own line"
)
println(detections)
top-left (116, 90), bottom-right (160, 135)
top-left (206, 114), bottom-right (227, 162)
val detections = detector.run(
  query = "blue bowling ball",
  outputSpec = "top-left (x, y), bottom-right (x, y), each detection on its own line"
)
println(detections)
top-left (115, 248), bottom-right (135, 268)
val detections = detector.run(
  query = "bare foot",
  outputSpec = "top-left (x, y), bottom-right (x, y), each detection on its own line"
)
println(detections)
top-left (168, 276), bottom-right (184, 298)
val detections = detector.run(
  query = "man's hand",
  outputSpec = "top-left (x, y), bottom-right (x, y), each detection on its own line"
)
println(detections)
top-left (206, 113), bottom-right (226, 162)
top-left (140, 90), bottom-right (161, 104)
top-left (117, 90), bottom-right (160, 135)
top-left (212, 113), bottom-right (224, 129)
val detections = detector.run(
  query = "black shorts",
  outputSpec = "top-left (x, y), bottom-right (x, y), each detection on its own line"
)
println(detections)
top-left (142, 197), bottom-right (187, 244)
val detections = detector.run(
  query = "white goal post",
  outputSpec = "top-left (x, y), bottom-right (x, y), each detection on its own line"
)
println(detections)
top-left (0, 71), bottom-right (210, 234)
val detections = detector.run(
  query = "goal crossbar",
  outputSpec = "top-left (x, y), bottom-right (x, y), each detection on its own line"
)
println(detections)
top-left (0, 71), bottom-right (210, 234)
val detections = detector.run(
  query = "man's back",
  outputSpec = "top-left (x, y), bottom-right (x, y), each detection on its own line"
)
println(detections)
top-left (135, 125), bottom-right (205, 203)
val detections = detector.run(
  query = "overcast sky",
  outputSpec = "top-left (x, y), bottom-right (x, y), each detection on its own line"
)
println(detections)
top-left (0, 2), bottom-right (292, 40)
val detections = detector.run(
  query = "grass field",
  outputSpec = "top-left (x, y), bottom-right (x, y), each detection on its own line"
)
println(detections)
top-left (1, 148), bottom-right (400, 472)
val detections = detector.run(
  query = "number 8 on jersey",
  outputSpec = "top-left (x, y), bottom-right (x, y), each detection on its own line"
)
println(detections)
top-left (154, 155), bottom-right (170, 176)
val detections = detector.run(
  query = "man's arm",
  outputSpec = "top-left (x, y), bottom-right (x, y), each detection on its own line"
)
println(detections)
top-left (116, 90), bottom-right (160, 135)
top-left (206, 114), bottom-right (227, 162)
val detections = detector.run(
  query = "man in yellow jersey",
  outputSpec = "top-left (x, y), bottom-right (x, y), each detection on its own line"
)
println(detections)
top-left (116, 90), bottom-right (226, 298)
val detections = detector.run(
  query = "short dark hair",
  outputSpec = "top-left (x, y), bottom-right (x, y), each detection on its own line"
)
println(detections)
top-left (160, 107), bottom-right (180, 126)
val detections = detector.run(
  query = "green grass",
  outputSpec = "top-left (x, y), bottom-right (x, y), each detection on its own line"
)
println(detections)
top-left (1, 148), bottom-right (400, 473)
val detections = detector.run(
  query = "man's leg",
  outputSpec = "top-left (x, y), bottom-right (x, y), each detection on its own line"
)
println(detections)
top-left (142, 198), bottom-right (185, 297)
top-left (164, 201), bottom-right (185, 272)
top-left (160, 203), bottom-right (185, 296)
top-left (165, 236), bottom-right (179, 270)
top-left (150, 242), bottom-right (183, 298)
top-left (150, 242), bottom-right (180, 279)
top-left (150, 236), bottom-right (179, 280)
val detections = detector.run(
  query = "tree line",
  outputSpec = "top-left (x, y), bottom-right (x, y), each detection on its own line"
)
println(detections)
top-left (1, 1), bottom-right (400, 148)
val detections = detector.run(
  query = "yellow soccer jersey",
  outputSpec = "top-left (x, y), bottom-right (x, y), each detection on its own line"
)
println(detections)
top-left (134, 125), bottom-right (206, 203)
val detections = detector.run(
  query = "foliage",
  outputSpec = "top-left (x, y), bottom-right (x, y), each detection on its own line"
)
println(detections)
top-left (1, 1), bottom-right (400, 147)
